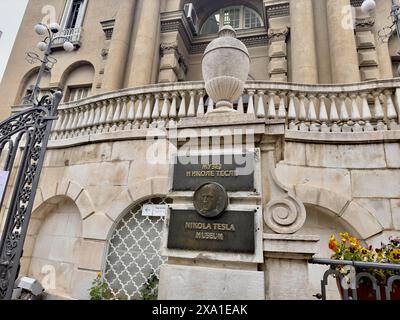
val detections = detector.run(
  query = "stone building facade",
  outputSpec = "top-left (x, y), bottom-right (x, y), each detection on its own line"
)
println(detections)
top-left (0, 0), bottom-right (399, 300)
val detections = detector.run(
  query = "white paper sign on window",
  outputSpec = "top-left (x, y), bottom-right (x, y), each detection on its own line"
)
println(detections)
top-left (142, 204), bottom-right (168, 217)
top-left (0, 171), bottom-right (9, 202)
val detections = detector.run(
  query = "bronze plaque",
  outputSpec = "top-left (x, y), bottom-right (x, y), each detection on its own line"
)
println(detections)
top-left (167, 209), bottom-right (255, 254)
top-left (193, 182), bottom-right (228, 218)
top-left (172, 153), bottom-right (255, 192)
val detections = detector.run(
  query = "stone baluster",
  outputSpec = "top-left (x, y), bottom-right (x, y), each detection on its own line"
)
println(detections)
top-left (97, 100), bottom-right (108, 133)
top-left (384, 90), bottom-right (399, 130)
top-left (133, 95), bottom-right (144, 129)
top-left (86, 103), bottom-right (95, 134)
top-left (150, 93), bottom-right (160, 128)
top-left (256, 90), bottom-right (266, 118)
top-left (360, 93), bottom-right (373, 132)
top-left (112, 98), bottom-right (122, 131)
top-left (80, 104), bottom-right (90, 135)
top-left (118, 97), bottom-right (128, 130)
top-left (278, 92), bottom-right (287, 119)
top-left (70, 108), bottom-right (80, 137)
top-left (329, 94), bottom-right (340, 132)
top-left (339, 94), bottom-right (350, 132)
top-left (125, 96), bottom-right (136, 130)
top-left (307, 94), bottom-right (318, 132)
top-left (52, 109), bottom-right (64, 139)
top-left (374, 91), bottom-right (386, 131)
top-left (350, 93), bottom-right (362, 132)
top-left (267, 91), bottom-right (276, 120)
top-left (207, 97), bottom-right (214, 113)
top-left (187, 91), bottom-right (196, 117)
top-left (319, 94), bottom-right (329, 132)
top-left (72, 107), bottom-right (83, 137)
top-left (160, 93), bottom-right (170, 128)
top-left (298, 94), bottom-right (308, 131)
top-left (287, 93), bottom-right (297, 130)
top-left (197, 91), bottom-right (205, 116)
top-left (237, 95), bottom-right (244, 114)
top-left (178, 91), bottom-right (187, 121)
top-left (141, 94), bottom-right (152, 129)
top-left (246, 90), bottom-right (255, 115)
top-left (93, 101), bottom-right (103, 134)
top-left (168, 92), bottom-right (178, 127)
top-left (105, 99), bottom-right (115, 132)
top-left (64, 109), bottom-right (74, 138)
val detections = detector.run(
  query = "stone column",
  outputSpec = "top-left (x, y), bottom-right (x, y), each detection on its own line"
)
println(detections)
top-left (326, 0), bottom-right (360, 83)
top-left (374, 0), bottom-right (394, 79)
top-left (290, 0), bottom-right (318, 83)
top-left (127, 0), bottom-right (161, 87)
top-left (102, 0), bottom-right (136, 91)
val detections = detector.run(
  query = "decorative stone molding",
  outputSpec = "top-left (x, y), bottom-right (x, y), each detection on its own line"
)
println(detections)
top-left (265, 2), bottom-right (290, 28)
top-left (262, 142), bottom-right (306, 234)
top-left (268, 27), bottom-right (290, 43)
top-left (355, 17), bottom-right (375, 32)
top-left (267, 27), bottom-right (289, 82)
top-left (354, 17), bottom-right (379, 81)
top-left (159, 41), bottom-right (188, 82)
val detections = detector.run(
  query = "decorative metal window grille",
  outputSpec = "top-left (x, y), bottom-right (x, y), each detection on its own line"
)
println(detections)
top-left (103, 197), bottom-right (171, 300)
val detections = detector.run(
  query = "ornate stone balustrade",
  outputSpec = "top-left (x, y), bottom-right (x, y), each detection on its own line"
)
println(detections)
top-left (10, 79), bottom-right (400, 145)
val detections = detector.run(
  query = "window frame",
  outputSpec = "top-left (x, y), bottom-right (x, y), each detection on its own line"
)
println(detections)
top-left (60, 0), bottom-right (88, 30)
top-left (200, 5), bottom-right (264, 35)
top-left (65, 84), bottom-right (92, 103)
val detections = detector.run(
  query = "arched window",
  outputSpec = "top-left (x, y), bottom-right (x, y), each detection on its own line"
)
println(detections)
top-left (200, 6), bottom-right (263, 35)
top-left (103, 196), bottom-right (172, 300)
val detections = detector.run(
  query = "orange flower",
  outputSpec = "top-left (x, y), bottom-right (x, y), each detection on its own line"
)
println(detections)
top-left (329, 235), bottom-right (339, 252)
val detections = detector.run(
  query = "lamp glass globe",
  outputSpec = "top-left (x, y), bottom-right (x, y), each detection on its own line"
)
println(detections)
top-left (361, 0), bottom-right (376, 13)
top-left (34, 24), bottom-right (47, 35)
top-left (49, 23), bottom-right (61, 33)
top-left (63, 41), bottom-right (74, 52)
top-left (37, 41), bottom-right (48, 51)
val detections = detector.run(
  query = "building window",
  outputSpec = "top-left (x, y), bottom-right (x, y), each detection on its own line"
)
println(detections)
top-left (66, 85), bottom-right (91, 102)
top-left (200, 6), bottom-right (263, 35)
top-left (61, 0), bottom-right (88, 30)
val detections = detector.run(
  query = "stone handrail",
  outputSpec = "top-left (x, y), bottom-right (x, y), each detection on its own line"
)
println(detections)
top-left (10, 79), bottom-right (400, 142)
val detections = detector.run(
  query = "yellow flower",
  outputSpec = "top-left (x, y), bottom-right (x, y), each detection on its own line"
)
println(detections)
top-left (389, 249), bottom-right (400, 263)
top-left (96, 272), bottom-right (102, 278)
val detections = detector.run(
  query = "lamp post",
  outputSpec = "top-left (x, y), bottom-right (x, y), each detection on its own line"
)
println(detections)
top-left (28, 22), bottom-right (74, 105)
top-left (0, 22), bottom-right (73, 300)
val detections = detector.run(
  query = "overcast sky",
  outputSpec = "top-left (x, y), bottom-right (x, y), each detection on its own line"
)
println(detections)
top-left (0, 0), bottom-right (29, 83)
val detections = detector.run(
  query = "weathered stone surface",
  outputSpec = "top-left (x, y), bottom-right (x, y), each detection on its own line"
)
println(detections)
top-left (82, 213), bottom-right (114, 240)
top-left (69, 143), bottom-right (112, 165)
top-left (105, 188), bottom-right (133, 221)
top-left (305, 143), bottom-right (386, 169)
top-left (78, 240), bottom-right (106, 270)
top-left (283, 142), bottom-right (306, 166)
top-left (391, 199), bottom-right (400, 230)
top-left (86, 161), bottom-right (130, 186)
top-left (158, 264), bottom-right (265, 300)
top-left (76, 190), bottom-right (96, 220)
top-left (385, 143), bottom-right (400, 168)
top-left (341, 201), bottom-right (383, 239)
top-left (276, 163), bottom-right (351, 195)
top-left (351, 170), bottom-right (400, 198)
top-left (294, 185), bottom-right (350, 216)
top-left (355, 198), bottom-right (393, 229)
top-left (71, 269), bottom-right (98, 299)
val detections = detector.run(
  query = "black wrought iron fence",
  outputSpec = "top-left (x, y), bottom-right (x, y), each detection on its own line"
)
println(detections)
top-left (309, 258), bottom-right (400, 300)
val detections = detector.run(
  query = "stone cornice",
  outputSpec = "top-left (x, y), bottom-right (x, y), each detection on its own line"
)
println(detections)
top-left (268, 27), bottom-right (290, 43)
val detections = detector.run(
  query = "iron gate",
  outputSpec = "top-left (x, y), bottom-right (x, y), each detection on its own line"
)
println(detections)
top-left (0, 92), bottom-right (62, 300)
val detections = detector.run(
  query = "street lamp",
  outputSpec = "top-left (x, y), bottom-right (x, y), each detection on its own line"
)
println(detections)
top-left (27, 23), bottom-right (74, 105)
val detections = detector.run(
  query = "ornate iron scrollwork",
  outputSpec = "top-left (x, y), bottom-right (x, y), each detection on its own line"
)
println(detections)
top-left (0, 91), bottom-right (62, 300)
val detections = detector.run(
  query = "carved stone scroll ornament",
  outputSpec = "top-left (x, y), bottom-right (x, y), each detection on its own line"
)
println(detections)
top-left (263, 148), bottom-right (306, 234)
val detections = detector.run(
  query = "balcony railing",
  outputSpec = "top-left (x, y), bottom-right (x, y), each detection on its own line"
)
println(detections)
top-left (52, 27), bottom-right (82, 48)
top-left (309, 258), bottom-right (400, 300)
top-left (10, 79), bottom-right (400, 143)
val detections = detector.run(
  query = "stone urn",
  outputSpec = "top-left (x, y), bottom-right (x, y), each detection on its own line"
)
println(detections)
top-left (202, 26), bottom-right (250, 113)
